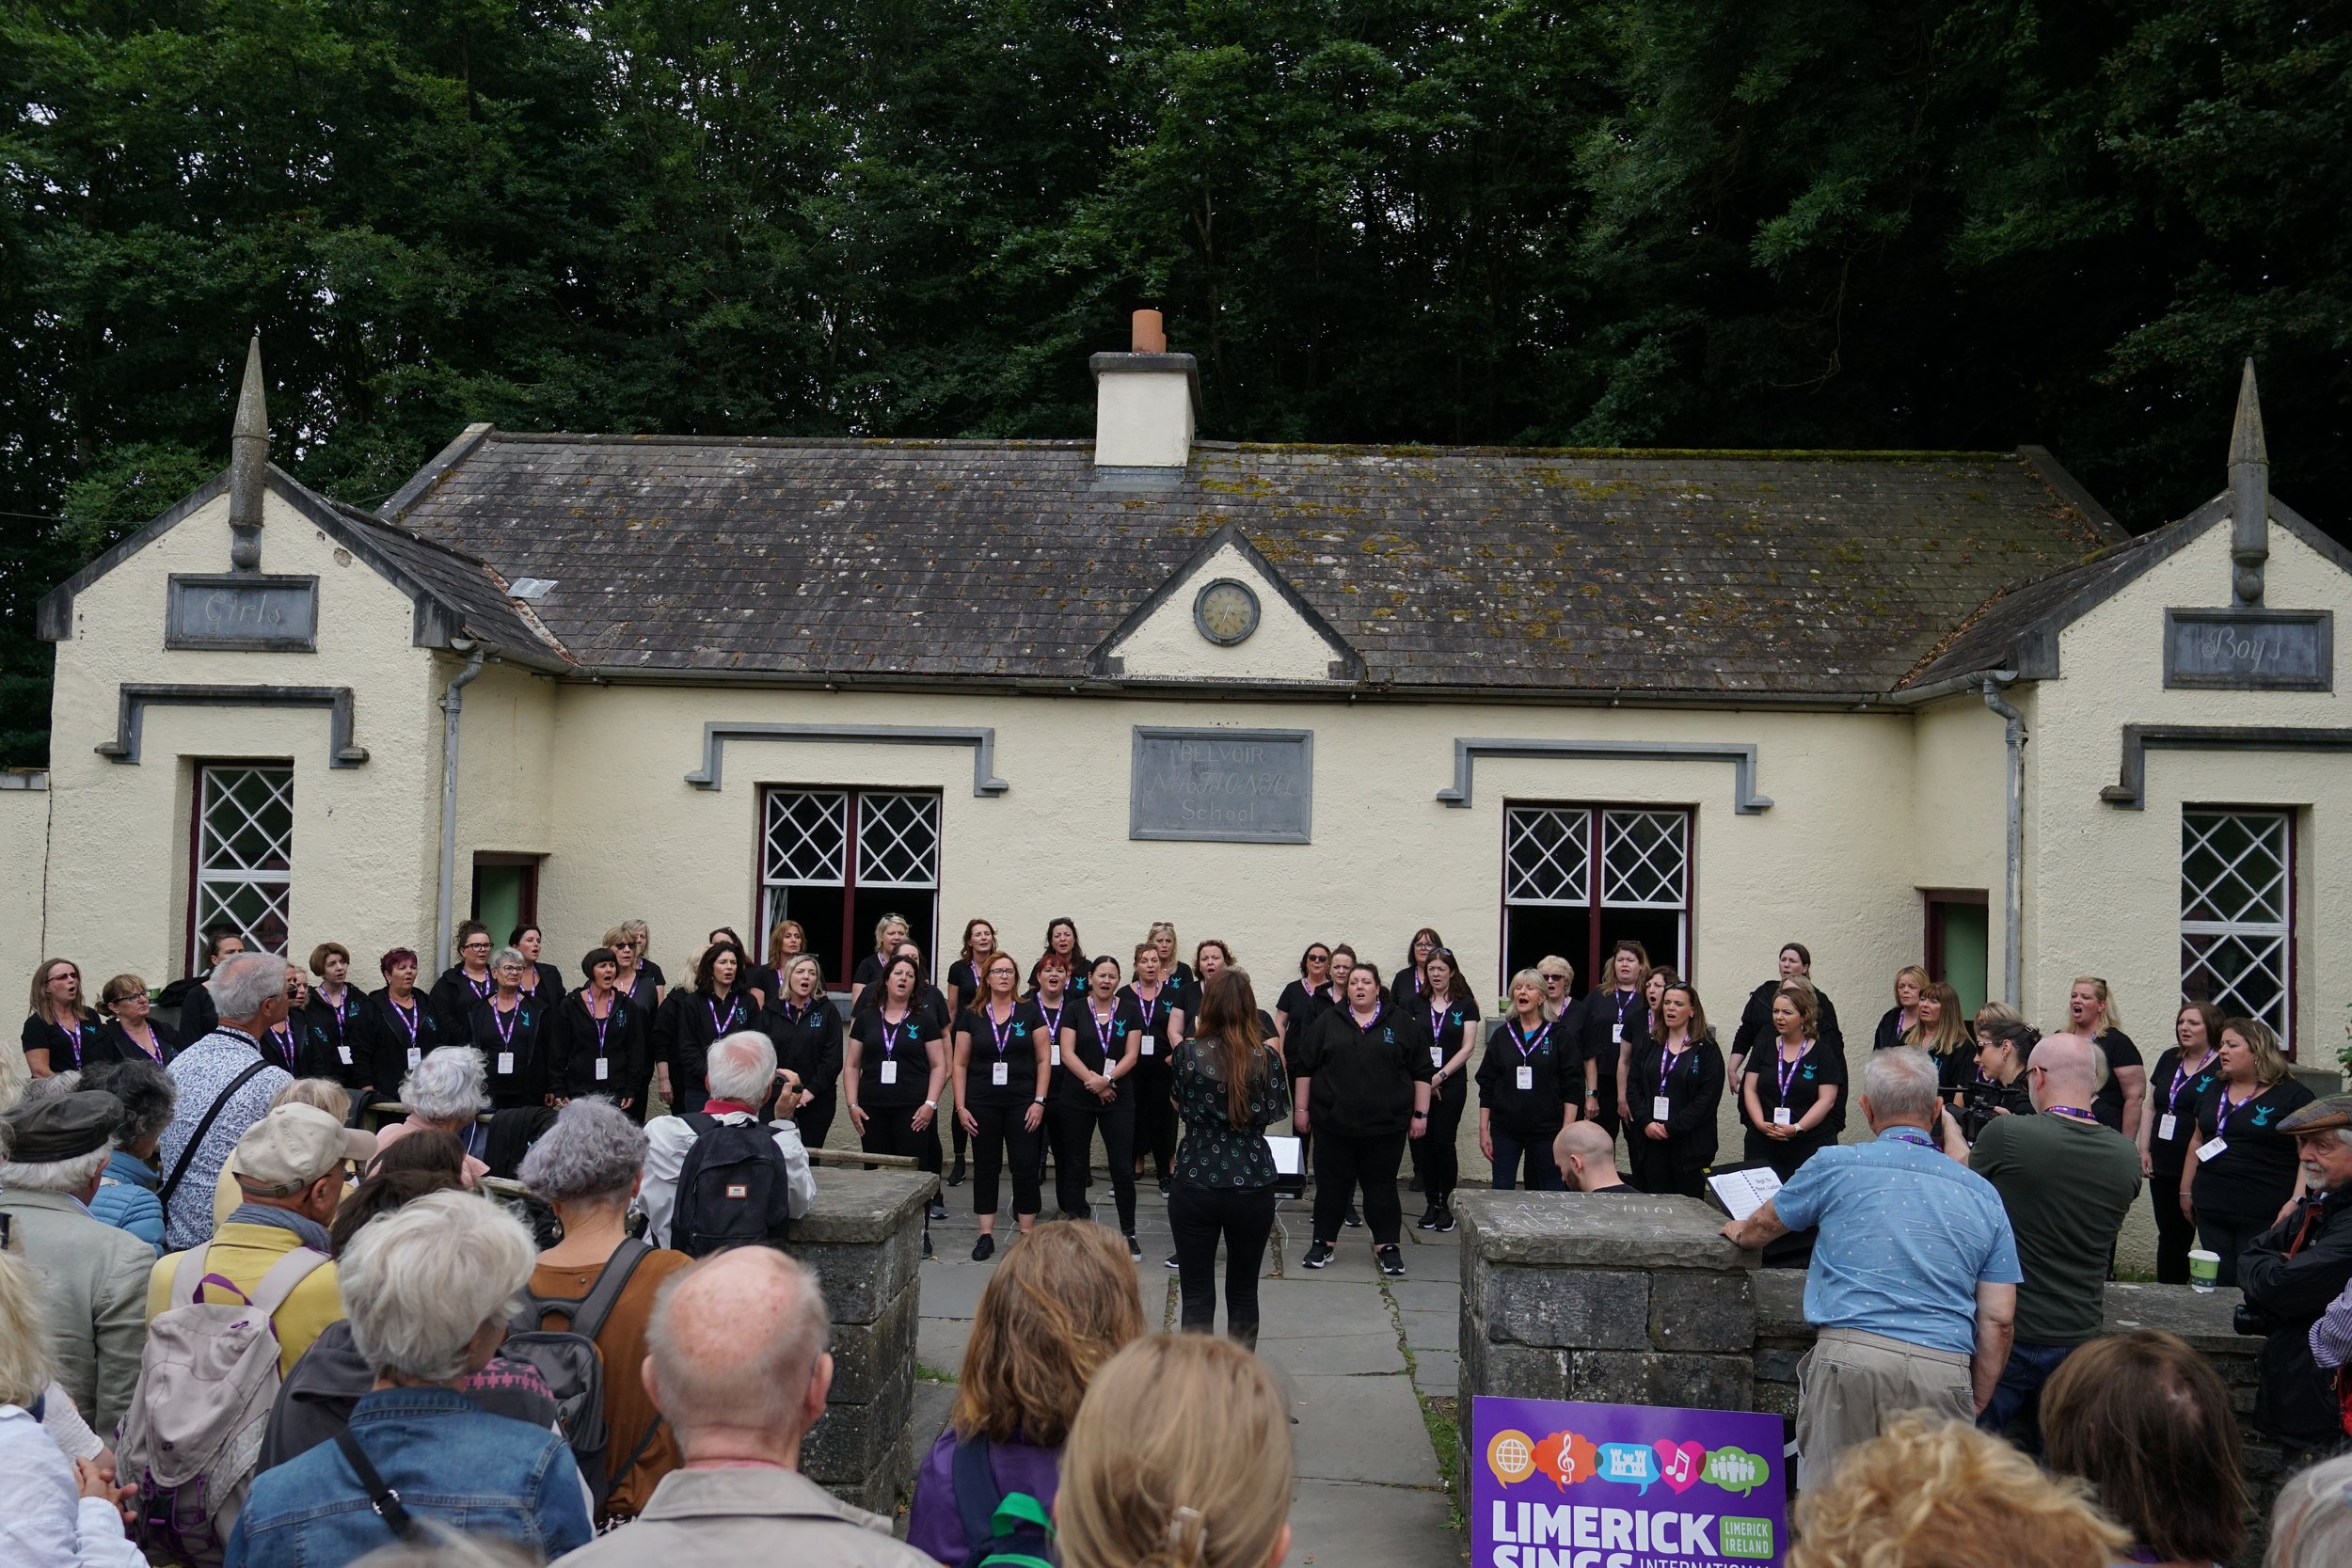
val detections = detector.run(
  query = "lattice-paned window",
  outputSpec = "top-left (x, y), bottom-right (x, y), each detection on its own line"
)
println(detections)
top-left (1505, 807), bottom-right (1590, 906)
top-left (759, 787), bottom-right (943, 986)
top-left (1600, 810), bottom-right (1689, 908)
top-left (857, 793), bottom-right (941, 888)
top-left (192, 765), bottom-right (293, 969)
top-left (763, 790), bottom-right (850, 884)
top-left (2182, 809), bottom-right (2293, 1046)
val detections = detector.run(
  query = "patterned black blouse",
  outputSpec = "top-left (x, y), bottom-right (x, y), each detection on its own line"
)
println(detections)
top-left (1171, 1038), bottom-right (1294, 1191)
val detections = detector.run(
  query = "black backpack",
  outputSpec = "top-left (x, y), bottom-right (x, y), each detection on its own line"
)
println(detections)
top-left (951, 1435), bottom-right (1057, 1568)
top-left (501, 1236), bottom-right (654, 1509)
top-left (672, 1112), bottom-right (795, 1258)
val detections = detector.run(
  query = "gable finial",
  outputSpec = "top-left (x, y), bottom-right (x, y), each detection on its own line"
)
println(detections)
top-left (2229, 357), bottom-right (2267, 607)
top-left (229, 332), bottom-right (267, 571)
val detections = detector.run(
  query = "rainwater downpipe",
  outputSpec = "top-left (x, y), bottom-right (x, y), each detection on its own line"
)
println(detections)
top-left (436, 643), bottom-right (486, 974)
top-left (1980, 674), bottom-right (2026, 1007)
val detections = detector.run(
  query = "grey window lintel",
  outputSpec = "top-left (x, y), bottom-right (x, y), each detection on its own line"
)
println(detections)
top-left (97, 684), bottom-right (368, 768)
top-left (2101, 723), bottom-right (2352, 809)
top-left (686, 723), bottom-right (1009, 797)
top-left (1437, 738), bottom-right (1772, 814)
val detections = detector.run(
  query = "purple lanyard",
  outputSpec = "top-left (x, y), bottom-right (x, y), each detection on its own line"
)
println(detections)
top-left (2216, 1087), bottom-right (2257, 1132)
top-left (1613, 990), bottom-right (1636, 1024)
top-left (1088, 1004), bottom-right (1119, 1053)
top-left (492, 1003), bottom-right (520, 1049)
top-left (589, 994), bottom-right (613, 1054)
top-left (877, 1009), bottom-right (908, 1057)
top-left (708, 994), bottom-right (741, 1036)
top-left (2169, 1057), bottom-right (2209, 1112)
top-left (1659, 1043), bottom-right (1690, 1091)
top-left (1885, 1129), bottom-right (1936, 1149)
top-left (987, 1006), bottom-right (1017, 1055)
top-left (777, 999), bottom-right (803, 1027)
top-left (267, 1026), bottom-right (294, 1066)
top-left (1775, 1042), bottom-right (1810, 1103)
top-left (392, 998), bottom-right (420, 1043)
top-left (1036, 999), bottom-right (1065, 1044)
top-left (1510, 1020), bottom-right (1549, 1059)
top-left (1430, 1002), bottom-right (1452, 1042)
top-left (1133, 988), bottom-right (1162, 1033)
top-left (468, 973), bottom-right (493, 1001)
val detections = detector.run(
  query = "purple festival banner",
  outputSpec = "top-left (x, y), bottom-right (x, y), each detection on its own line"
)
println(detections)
top-left (1470, 1395), bottom-right (1787, 1568)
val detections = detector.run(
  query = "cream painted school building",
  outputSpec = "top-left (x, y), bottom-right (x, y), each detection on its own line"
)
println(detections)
top-left (8, 338), bottom-right (2351, 1158)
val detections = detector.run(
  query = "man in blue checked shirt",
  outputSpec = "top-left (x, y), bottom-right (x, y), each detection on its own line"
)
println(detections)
top-left (1720, 1046), bottom-right (2021, 1486)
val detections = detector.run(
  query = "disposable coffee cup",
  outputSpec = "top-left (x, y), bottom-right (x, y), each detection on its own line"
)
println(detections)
top-left (2188, 1249), bottom-right (2220, 1292)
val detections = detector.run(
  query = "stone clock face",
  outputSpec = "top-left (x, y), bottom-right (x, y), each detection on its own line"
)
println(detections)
top-left (1195, 579), bottom-right (1261, 644)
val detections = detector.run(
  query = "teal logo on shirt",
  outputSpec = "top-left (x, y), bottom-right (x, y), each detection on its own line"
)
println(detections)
top-left (2253, 1105), bottom-right (2276, 1127)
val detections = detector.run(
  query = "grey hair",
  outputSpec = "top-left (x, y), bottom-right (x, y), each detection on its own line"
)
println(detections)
top-left (705, 1031), bottom-right (779, 1104)
top-left (1861, 1046), bottom-right (1943, 1123)
top-left (207, 951), bottom-right (287, 1024)
top-left (648, 1248), bottom-right (830, 1440)
top-left (1506, 968), bottom-right (1561, 1023)
top-left (489, 946), bottom-right (526, 974)
top-left (2, 1143), bottom-right (114, 1194)
top-left (341, 1190), bottom-right (535, 1382)
top-left (2265, 1451), bottom-right (2352, 1568)
top-left (518, 1098), bottom-right (644, 1207)
top-left (80, 1058), bottom-right (177, 1146)
top-left (22, 1069), bottom-right (81, 1102)
top-left (402, 1047), bottom-right (486, 1125)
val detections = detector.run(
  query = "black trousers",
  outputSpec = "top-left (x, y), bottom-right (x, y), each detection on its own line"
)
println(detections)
top-left (2196, 1208), bottom-right (2271, 1288)
top-left (793, 1091), bottom-right (837, 1154)
top-left (1171, 1182), bottom-right (1279, 1348)
top-left (1131, 1054), bottom-right (1177, 1180)
top-left (860, 1102), bottom-right (931, 1163)
top-left (1626, 1133), bottom-right (1711, 1199)
top-left (1409, 1082), bottom-right (1466, 1202)
top-left (968, 1102), bottom-right (1043, 1218)
top-left (1052, 1094), bottom-right (1138, 1234)
top-left (2150, 1163), bottom-right (2197, 1284)
top-left (1312, 1129), bottom-right (1407, 1246)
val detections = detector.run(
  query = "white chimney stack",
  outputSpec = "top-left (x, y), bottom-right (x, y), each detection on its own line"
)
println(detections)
top-left (1090, 309), bottom-right (1200, 468)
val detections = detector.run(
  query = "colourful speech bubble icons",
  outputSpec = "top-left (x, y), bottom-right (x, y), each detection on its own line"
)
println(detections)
top-left (1654, 1438), bottom-right (1705, 1493)
top-left (1702, 1445), bottom-right (1772, 1497)
top-left (1596, 1442), bottom-right (1659, 1494)
top-left (1532, 1430), bottom-right (1597, 1491)
top-left (1486, 1429), bottom-right (1536, 1488)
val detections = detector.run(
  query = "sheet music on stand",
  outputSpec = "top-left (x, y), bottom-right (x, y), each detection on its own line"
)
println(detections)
top-left (1705, 1163), bottom-right (1783, 1222)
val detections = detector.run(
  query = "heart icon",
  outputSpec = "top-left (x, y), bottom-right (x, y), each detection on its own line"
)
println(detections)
top-left (1654, 1439), bottom-right (1705, 1494)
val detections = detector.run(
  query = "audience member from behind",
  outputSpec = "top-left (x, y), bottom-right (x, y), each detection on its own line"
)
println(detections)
top-left (2238, 1093), bottom-right (2352, 1464)
top-left (0, 1246), bottom-right (144, 1568)
top-left (145, 1103), bottom-right (367, 1376)
top-left (518, 1098), bottom-right (690, 1522)
top-left (2042, 1329), bottom-right (2247, 1568)
top-left (215, 1076), bottom-right (358, 1227)
top-left (156, 951), bottom-right (298, 1247)
top-left (1553, 1119), bottom-right (1629, 1194)
top-left (2265, 1451), bottom-right (2352, 1568)
top-left (0, 1089), bottom-right (157, 1436)
top-left (75, 1056), bottom-right (175, 1252)
top-left (375, 1046), bottom-right (492, 1181)
top-left (634, 1030), bottom-right (814, 1252)
top-left (554, 1247), bottom-right (932, 1568)
top-left (1719, 1047), bottom-right (2021, 1485)
top-left (1966, 1032), bottom-right (2142, 1446)
top-left (1785, 1413), bottom-right (2124, 1568)
top-left (906, 1221), bottom-right (1147, 1564)
top-left (1057, 1334), bottom-right (1295, 1568)
top-left (229, 1192), bottom-right (593, 1565)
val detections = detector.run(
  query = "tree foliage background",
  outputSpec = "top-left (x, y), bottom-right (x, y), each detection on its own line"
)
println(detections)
top-left (3, 0), bottom-right (2347, 764)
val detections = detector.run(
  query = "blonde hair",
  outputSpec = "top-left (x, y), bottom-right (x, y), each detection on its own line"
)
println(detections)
top-left (1973, 1000), bottom-right (2023, 1035)
top-left (784, 953), bottom-right (826, 991)
top-left (1507, 968), bottom-right (1561, 1023)
top-left (0, 1247), bottom-right (51, 1406)
top-left (949, 1220), bottom-right (1145, 1447)
top-left (1772, 981), bottom-right (1820, 1036)
top-left (26, 958), bottom-right (79, 1024)
top-left (2071, 974), bottom-right (2121, 1032)
top-left (100, 974), bottom-right (150, 1012)
top-left (1892, 964), bottom-right (1931, 1006)
top-left (272, 1077), bottom-right (354, 1124)
top-left (870, 913), bottom-right (911, 957)
top-left (1788, 1415), bottom-right (2126, 1568)
top-left (1905, 980), bottom-right (1970, 1056)
top-left (1057, 1336), bottom-right (1292, 1568)
top-left (2222, 1016), bottom-right (2294, 1087)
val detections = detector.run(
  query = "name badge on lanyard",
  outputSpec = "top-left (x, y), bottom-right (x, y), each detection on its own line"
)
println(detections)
top-left (1516, 1064), bottom-right (1534, 1091)
top-left (2197, 1135), bottom-right (2228, 1163)
top-left (989, 1008), bottom-right (1015, 1087)
top-left (1653, 1095), bottom-right (1672, 1121)
top-left (2158, 1113), bottom-right (2178, 1142)
top-left (879, 1018), bottom-right (902, 1085)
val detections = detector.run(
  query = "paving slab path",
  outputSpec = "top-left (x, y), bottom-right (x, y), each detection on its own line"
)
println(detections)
top-left (908, 1173), bottom-right (1467, 1567)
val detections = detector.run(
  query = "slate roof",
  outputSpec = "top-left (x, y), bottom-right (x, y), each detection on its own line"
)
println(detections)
top-left (319, 495), bottom-right (571, 669)
top-left (384, 434), bottom-right (2129, 697)
top-left (1902, 518), bottom-right (2192, 688)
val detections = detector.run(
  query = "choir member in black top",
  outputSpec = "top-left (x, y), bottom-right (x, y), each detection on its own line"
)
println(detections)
top-left (2068, 976), bottom-right (2146, 1137)
top-left (755, 917), bottom-right (810, 1005)
top-left (1275, 942), bottom-right (1337, 1054)
top-left (509, 925), bottom-right (567, 1005)
top-left (1626, 982), bottom-right (1724, 1199)
top-left (1410, 948), bottom-right (1479, 1231)
top-left (1390, 927), bottom-right (1444, 1005)
top-left (427, 920), bottom-right (499, 1039)
top-left (605, 920), bottom-right (664, 1106)
top-left (2182, 1016), bottom-right (2314, 1287)
top-left (470, 946), bottom-right (555, 1110)
top-left (258, 964), bottom-right (305, 1073)
top-left (850, 913), bottom-right (914, 1007)
top-left (1579, 941), bottom-right (1651, 1137)
top-left (23, 958), bottom-right (100, 1076)
top-left (299, 942), bottom-right (365, 1094)
top-left (2142, 1001), bottom-right (2226, 1283)
top-left (359, 947), bottom-right (446, 1110)
top-left (655, 938), bottom-right (752, 1114)
top-left (846, 954), bottom-right (948, 1215)
top-left (1905, 980), bottom-right (1974, 1110)
top-left (1053, 953), bottom-right (1140, 1242)
top-left (158, 924), bottom-right (240, 1042)
top-left (944, 918), bottom-right (1006, 1186)
top-left (88, 974), bottom-right (178, 1067)
top-left (1148, 922), bottom-right (1197, 989)
top-left (762, 954), bottom-right (843, 1146)
top-left (1727, 943), bottom-right (1845, 1086)
top-left (548, 947), bottom-right (649, 1116)
top-left (1026, 917), bottom-right (1088, 992)
top-left (1740, 984), bottom-right (1847, 1178)
top-left (1122, 942), bottom-right (1186, 1192)
top-left (1870, 965), bottom-right (1930, 1053)
top-left (1476, 970), bottom-right (1580, 1192)
top-left (952, 953), bottom-right (1053, 1258)
top-left (1292, 960), bottom-right (1432, 1276)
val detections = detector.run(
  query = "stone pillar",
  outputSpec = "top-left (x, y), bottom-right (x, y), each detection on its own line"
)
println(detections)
top-left (1455, 1190), bottom-right (1760, 1425)
top-left (788, 1167), bottom-right (935, 1513)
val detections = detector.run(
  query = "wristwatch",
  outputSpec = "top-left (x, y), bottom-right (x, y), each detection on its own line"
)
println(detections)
top-left (923, 1099), bottom-right (938, 1109)
top-left (1033, 1095), bottom-right (1047, 1105)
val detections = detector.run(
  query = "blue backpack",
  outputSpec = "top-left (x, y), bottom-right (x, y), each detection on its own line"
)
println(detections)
top-left (951, 1436), bottom-right (1057, 1568)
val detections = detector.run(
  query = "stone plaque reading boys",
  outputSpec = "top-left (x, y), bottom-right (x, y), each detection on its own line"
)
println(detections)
top-left (1130, 727), bottom-right (1312, 843)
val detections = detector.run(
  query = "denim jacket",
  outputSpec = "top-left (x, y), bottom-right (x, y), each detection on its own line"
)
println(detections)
top-left (225, 1386), bottom-right (593, 1567)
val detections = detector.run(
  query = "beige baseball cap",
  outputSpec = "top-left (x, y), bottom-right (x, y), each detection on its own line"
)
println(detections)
top-left (232, 1103), bottom-right (376, 1196)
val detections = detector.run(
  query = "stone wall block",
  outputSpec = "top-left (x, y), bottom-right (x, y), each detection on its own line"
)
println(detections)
top-left (1649, 1271), bottom-right (1755, 1353)
top-left (825, 1277), bottom-right (918, 1403)
top-left (1485, 1265), bottom-right (1649, 1350)
top-left (1570, 1351), bottom-right (1753, 1411)
top-left (803, 1356), bottom-right (914, 1488)
top-left (1463, 1338), bottom-right (1572, 1402)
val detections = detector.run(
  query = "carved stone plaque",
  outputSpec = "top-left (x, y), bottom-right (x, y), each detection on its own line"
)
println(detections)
top-left (1130, 727), bottom-right (1312, 843)
top-left (167, 575), bottom-right (319, 652)
top-left (2164, 609), bottom-right (2331, 691)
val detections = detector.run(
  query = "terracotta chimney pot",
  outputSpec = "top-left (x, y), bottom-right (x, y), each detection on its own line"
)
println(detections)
top-left (1131, 309), bottom-right (1168, 355)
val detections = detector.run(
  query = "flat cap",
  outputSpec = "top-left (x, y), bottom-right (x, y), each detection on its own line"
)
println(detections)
top-left (2279, 1095), bottom-right (2352, 1135)
top-left (3, 1090), bottom-right (122, 1164)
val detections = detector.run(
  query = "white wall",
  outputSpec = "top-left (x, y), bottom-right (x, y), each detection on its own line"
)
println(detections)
top-left (0, 779), bottom-right (53, 995)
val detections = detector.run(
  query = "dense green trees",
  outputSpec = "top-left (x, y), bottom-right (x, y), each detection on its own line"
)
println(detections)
top-left (4, 1), bottom-right (2345, 763)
